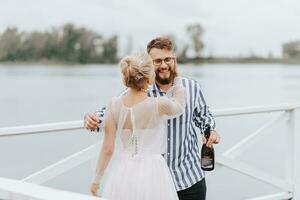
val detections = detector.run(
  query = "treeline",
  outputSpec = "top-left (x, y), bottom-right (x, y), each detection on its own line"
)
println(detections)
top-left (2, 22), bottom-right (298, 64)
top-left (0, 24), bottom-right (118, 64)
top-left (0, 23), bottom-right (206, 64)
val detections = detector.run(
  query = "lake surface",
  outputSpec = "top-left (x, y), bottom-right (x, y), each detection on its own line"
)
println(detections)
top-left (1, 63), bottom-right (299, 199)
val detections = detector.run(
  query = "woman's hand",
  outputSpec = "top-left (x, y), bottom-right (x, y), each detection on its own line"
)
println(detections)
top-left (90, 183), bottom-right (100, 197)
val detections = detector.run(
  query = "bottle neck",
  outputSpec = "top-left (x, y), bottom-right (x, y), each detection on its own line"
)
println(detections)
top-left (204, 125), bottom-right (211, 139)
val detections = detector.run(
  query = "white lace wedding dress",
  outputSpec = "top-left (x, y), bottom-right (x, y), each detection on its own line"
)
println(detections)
top-left (94, 83), bottom-right (185, 200)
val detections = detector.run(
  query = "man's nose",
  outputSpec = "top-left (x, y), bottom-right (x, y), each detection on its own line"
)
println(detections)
top-left (160, 61), bottom-right (169, 69)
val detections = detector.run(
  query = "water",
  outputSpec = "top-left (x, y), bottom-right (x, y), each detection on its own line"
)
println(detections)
top-left (1, 63), bottom-right (300, 199)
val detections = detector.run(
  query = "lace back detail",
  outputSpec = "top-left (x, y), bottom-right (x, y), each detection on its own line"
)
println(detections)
top-left (115, 104), bottom-right (140, 157)
top-left (109, 87), bottom-right (185, 157)
top-left (129, 108), bottom-right (139, 157)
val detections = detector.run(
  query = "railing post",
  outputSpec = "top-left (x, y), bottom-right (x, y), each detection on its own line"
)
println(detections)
top-left (290, 108), bottom-right (300, 200)
top-left (286, 109), bottom-right (298, 199)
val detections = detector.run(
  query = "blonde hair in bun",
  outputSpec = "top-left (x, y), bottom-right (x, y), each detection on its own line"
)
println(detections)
top-left (120, 53), bottom-right (155, 91)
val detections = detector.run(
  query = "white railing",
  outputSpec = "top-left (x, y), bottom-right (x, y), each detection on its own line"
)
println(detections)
top-left (0, 104), bottom-right (299, 200)
top-left (0, 177), bottom-right (101, 200)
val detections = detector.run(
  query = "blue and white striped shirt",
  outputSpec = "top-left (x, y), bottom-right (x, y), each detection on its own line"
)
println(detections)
top-left (97, 76), bottom-right (216, 191)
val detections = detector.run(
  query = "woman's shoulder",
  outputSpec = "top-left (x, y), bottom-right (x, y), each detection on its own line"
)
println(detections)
top-left (107, 96), bottom-right (122, 107)
top-left (141, 97), bottom-right (161, 109)
top-left (147, 96), bottom-right (162, 103)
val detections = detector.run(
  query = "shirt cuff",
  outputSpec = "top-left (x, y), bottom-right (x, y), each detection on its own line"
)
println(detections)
top-left (95, 111), bottom-right (105, 132)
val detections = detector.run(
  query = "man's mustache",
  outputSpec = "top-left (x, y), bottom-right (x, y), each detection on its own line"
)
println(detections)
top-left (156, 68), bottom-right (172, 73)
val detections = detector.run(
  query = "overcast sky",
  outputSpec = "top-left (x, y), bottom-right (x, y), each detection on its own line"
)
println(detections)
top-left (0, 0), bottom-right (299, 57)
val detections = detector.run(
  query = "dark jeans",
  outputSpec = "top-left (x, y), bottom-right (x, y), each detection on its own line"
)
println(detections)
top-left (177, 178), bottom-right (207, 200)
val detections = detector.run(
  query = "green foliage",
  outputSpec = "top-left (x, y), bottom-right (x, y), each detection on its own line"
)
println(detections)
top-left (282, 41), bottom-right (300, 59)
top-left (160, 23), bottom-right (205, 62)
top-left (0, 24), bottom-right (118, 64)
top-left (0, 22), bottom-right (209, 64)
top-left (186, 23), bottom-right (204, 58)
top-left (101, 35), bottom-right (118, 63)
top-left (0, 27), bottom-right (22, 61)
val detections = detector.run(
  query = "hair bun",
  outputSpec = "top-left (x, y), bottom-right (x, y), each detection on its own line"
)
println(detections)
top-left (120, 56), bottom-right (132, 78)
top-left (119, 53), bottom-right (154, 91)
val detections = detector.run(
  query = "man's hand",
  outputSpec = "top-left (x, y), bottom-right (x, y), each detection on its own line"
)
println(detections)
top-left (202, 130), bottom-right (220, 148)
top-left (84, 113), bottom-right (100, 132)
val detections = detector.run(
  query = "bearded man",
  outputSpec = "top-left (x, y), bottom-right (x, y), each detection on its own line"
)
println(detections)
top-left (84, 37), bottom-right (220, 200)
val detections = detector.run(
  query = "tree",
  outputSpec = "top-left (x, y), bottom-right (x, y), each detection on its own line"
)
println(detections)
top-left (101, 35), bottom-right (118, 63)
top-left (74, 28), bottom-right (102, 64)
top-left (0, 27), bottom-right (22, 61)
top-left (186, 23), bottom-right (204, 58)
top-left (177, 44), bottom-right (189, 63)
top-left (59, 23), bottom-right (82, 62)
top-left (42, 28), bottom-right (61, 60)
top-left (0, 23), bottom-right (118, 63)
top-left (282, 41), bottom-right (300, 59)
top-left (20, 31), bottom-right (47, 60)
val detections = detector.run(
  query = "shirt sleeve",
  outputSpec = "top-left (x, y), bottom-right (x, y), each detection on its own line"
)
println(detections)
top-left (95, 107), bottom-right (106, 132)
top-left (192, 83), bottom-right (216, 134)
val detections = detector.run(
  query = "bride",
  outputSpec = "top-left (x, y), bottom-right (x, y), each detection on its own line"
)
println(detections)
top-left (90, 53), bottom-right (186, 200)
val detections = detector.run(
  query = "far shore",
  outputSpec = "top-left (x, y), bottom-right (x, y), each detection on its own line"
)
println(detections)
top-left (1, 57), bottom-right (300, 66)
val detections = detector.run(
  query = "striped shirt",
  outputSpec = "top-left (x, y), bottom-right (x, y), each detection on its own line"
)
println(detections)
top-left (96, 76), bottom-right (216, 191)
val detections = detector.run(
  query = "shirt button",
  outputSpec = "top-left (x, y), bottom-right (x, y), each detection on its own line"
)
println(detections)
top-left (167, 153), bottom-right (170, 155)
top-left (167, 138), bottom-right (170, 141)
top-left (167, 123), bottom-right (170, 126)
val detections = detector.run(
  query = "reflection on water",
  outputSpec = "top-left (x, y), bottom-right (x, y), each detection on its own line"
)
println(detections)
top-left (0, 64), bottom-right (300, 199)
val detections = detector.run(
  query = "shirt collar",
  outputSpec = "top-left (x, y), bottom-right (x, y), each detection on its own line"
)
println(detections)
top-left (152, 82), bottom-right (159, 92)
top-left (151, 77), bottom-right (181, 93)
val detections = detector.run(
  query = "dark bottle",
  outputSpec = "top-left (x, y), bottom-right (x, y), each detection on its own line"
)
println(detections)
top-left (201, 125), bottom-right (215, 171)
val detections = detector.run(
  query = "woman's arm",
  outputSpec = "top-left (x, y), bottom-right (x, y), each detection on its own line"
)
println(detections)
top-left (158, 77), bottom-right (186, 117)
top-left (91, 100), bottom-right (116, 196)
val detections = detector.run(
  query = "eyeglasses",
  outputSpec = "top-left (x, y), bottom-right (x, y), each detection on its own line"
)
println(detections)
top-left (152, 56), bottom-right (175, 66)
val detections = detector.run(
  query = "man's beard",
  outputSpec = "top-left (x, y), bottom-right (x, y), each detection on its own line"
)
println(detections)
top-left (155, 69), bottom-right (177, 85)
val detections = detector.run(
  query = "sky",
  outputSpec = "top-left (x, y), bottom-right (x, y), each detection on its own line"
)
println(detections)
top-left (0, 0), bottom-right (300, 57)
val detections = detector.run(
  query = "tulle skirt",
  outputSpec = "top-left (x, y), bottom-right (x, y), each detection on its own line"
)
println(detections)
top-left (101, 153), bottom-right (178, 200)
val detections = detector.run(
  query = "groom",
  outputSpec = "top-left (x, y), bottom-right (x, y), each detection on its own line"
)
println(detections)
top-left (85, 37), bottom-right (220, 200)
